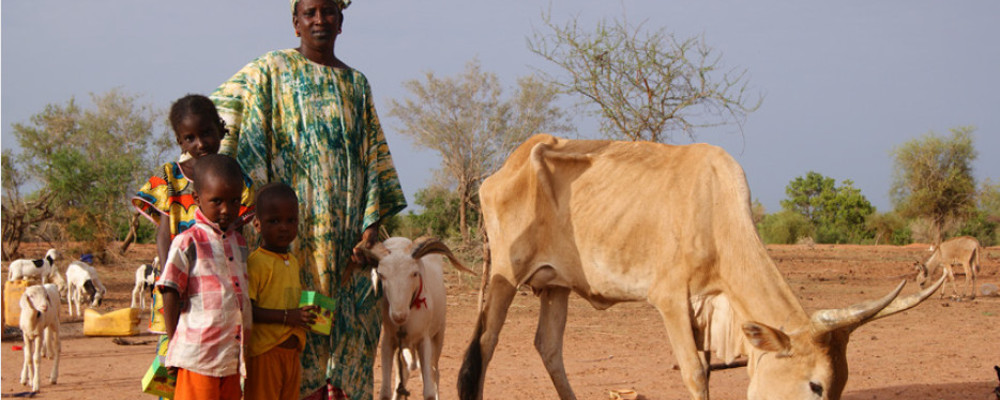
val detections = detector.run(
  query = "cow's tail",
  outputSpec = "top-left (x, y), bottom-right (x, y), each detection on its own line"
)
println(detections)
top-left (974, 245), bottom-right (982, 275)
top-left (458, 315), bottom-right (485, 400)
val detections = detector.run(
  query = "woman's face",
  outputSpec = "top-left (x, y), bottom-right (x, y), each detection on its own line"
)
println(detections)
top-left (293, 0), bottom-right (342, 50)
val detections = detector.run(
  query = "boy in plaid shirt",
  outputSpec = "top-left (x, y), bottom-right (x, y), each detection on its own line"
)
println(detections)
top-left (157, 154), bottom-right (253, 400)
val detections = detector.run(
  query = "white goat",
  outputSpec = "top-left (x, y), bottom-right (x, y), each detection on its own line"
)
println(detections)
top-left (66, 261), bottom-right (107, 317)
top-left (364, 237), bottom-right (474, 400)
top-left (131, 257), bottom-right (159, 309)
top-left (8, 249), bottom-right (59, 284)
top-left (20, 284), bottom-right (61, 393)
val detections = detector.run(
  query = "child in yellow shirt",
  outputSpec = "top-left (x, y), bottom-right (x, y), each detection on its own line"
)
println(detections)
top-left (245, 182), bottom-right (317, 400)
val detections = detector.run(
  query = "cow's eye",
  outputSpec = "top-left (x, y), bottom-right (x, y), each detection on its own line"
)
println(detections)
top-left (809, 381), bottom-right (823, 397)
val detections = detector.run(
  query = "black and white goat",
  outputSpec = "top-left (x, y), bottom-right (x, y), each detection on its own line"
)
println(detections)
top-left (8, 249), bottom-right (59, 284)
top-left (66, 261), bottom-right (106, 318)
top-left (131, 257), bottom-right (159, 309)
top-left (20, 284), bottom-right (61, 393)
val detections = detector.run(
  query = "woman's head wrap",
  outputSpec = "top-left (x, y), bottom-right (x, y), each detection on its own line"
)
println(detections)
top-left (291, 0), bottom-right (350, 14)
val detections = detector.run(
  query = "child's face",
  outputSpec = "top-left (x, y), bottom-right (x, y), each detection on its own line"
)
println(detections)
top-left (253, 197), bottom-right (299, 250)
top-left (193, 175), bottom-right (243, 231)
top-left (175, 114), bottom-right (222, 159)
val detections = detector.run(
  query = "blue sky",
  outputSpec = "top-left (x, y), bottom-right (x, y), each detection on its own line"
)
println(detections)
top-left (3, 1), bottom-right (998, 213)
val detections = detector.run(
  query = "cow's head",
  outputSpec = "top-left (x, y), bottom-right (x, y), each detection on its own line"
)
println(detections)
top-left (742, 275), bottom-right (945, 400)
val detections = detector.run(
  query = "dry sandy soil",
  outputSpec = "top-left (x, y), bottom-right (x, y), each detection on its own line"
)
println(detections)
top-left (2, 242), bottom-right (999, 400)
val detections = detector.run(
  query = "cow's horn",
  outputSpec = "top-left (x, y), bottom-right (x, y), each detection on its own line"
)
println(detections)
top-left (411, 236), bottom-right (476, 275)
top-left (863, 271), bottom-right (946, 323)
top-left (810, 280), bottom-right (905, 334)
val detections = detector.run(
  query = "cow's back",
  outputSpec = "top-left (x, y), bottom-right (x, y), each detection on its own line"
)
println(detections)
top-left (480, 134), bottom-right (761, 306)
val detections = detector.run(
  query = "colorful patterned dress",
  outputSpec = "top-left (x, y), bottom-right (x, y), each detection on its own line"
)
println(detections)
top-left (211, 49), bottom-right (407, 400)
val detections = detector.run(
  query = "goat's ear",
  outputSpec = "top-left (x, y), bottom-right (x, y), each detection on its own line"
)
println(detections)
top-left (410, 236), bottom-right (476, 275)
top-left (370, 268), bottom-right (380, 296)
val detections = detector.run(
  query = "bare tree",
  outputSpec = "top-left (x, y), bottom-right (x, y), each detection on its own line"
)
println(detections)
top-left (389, 59), bottom-right (573, 243)
top-left (2, 151), bottom-right (56, 260)
top-left (528, 9), bottom-right (762, 143)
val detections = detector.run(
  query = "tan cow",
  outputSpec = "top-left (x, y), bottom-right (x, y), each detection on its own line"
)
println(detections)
top-left (458, 134), bottom-right (944, 400)
top-left (915, 235), bottom-right (982, 299)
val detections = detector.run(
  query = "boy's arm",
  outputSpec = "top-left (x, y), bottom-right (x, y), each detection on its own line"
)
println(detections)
top-left (251, 302), bottom-right (317, 328)
top-left (161, 287), bottom-right (181, 340)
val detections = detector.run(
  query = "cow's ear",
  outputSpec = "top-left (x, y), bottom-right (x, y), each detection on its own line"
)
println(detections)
top-left (742, 321), bottom-right (792, 354)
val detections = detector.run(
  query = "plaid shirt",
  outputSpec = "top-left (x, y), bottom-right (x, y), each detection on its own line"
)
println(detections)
top-left (157, 209), bottom-right (252, 377)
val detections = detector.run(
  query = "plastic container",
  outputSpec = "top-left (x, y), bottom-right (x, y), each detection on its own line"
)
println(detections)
top-left (83, 307), bottom-right (141, 336)
top-left (299, 291), bottom-right (337, 335)
top-left (3, 280), bottom-right (30, 327)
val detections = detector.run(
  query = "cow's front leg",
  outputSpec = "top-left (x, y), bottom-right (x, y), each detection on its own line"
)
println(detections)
top-left (651, 288), bottom-right (709, 400)
top-left (535, 286), bottom-right (574, 400)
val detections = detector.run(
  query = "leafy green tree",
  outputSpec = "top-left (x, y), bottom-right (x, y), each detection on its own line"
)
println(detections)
top-left (8, 90), bottom-right (171, 257)
top-left (528, 9), bottom-right (761, 142)
top-left (780, 171), bottom-right (875, 244)
top-left (865, 211), bottom-right (911, 245)
top-left (958, 179), bottom-right (999, 246)
top-left (388, 59), bottom-right (573, 244)
top-left (891, 126), bottom-right (978, 244)
top-left (758, 210), bottom-right (814, 244)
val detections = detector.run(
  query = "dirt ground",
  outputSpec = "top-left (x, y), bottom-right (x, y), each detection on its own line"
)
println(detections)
top-left (2, 242), bottom-right (999, 400)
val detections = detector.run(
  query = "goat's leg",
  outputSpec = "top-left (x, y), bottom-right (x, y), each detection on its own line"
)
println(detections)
top-left (131, 283), bottom-right (140, 309)
top-left (431, 331), bottom-right (444, 393)
top-left (534, 286), bottom-right (574, 400)
top-left (379, 324), bottom-right (395, 400)
top-left (419, 336), bottom-right (438, 400)
top-left (963, 263), bottom-right (976, 300)
top-left (20, 335), bottom-right (31, 386)
top-left (49, 326), bottom-right (60, 384)
top-left (30, 336), bottom-right (41, 392)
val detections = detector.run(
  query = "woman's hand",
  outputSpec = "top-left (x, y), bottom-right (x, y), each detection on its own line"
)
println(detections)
top-left (351, 224), bottom-right (379, 266)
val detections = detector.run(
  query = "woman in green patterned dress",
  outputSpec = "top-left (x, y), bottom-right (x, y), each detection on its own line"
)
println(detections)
top-left (210, 0), bottom-right (406, 398)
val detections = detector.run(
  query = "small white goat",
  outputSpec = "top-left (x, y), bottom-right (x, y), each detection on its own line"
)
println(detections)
top-left (66, 261), bottom-right (107, 317)
top-left (20, 284), bottom-right (61, 393)
top-left (8, 249), bottom-right (59, 284)
top-left (363, 237), bottom-right (474, 400)
top-left (131, 257), bottom-right (159, 309)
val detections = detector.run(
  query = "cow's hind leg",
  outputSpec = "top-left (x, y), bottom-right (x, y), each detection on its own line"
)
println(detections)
top-left (535, 286), bottom-right (575, 400)
top-left (458, 276), bottom-right (517, 400)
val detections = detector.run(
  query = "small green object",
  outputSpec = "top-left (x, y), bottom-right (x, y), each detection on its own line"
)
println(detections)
top-left (141, 355), bottom-right (176, 398)
top-left (299, 291), bottom-right (337, 335)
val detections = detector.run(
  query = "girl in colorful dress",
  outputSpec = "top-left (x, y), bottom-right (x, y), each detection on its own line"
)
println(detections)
top-left (131, 94), bottom-right (255, 376)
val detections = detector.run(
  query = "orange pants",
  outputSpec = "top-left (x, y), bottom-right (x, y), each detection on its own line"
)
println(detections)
top-left (245, 345), bottom-right (302, 400)
top-left (174, 369), bottom-right (241, 400)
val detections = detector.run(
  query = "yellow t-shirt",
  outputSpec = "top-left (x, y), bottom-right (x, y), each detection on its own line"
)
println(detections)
top-left (247, 247), bottom-right (306, 357)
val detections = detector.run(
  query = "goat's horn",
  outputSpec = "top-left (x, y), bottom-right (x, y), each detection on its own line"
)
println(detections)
top-left (810, 280), bottom-right (905, 335)
top-left (864, 271), bottom-right (946, 323)
top-left (359, 242), bottom-right (388, 265)
top-left (411, 236), bottom-right (476, 275)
